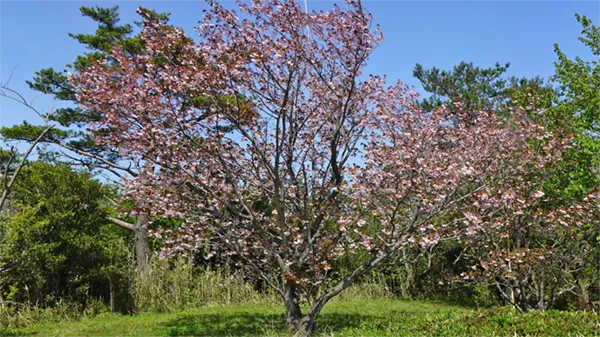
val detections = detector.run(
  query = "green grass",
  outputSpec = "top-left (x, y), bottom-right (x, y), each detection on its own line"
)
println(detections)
top-left (2, 300), bottom-right (599, 336)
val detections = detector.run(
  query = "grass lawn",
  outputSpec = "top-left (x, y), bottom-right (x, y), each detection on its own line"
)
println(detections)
top-left (2, 300), bottom-right (599, 336)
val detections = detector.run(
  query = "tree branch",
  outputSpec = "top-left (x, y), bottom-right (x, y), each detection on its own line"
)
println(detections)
top-left (108, 216), bottom-right (136, 231)
top-left (0, 125), bottom-right (54, 211)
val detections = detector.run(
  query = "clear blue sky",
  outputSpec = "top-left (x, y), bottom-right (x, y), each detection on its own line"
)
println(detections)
top-left (1, 1), bottom-right (599, 129)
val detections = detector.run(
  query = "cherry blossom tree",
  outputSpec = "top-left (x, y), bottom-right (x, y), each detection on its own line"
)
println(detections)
top-left (72, 1), bottom-right (580, 335)
top-left (452, 144), bottom-right (600, 312)
top-left (351, 91), bottom-right (594, 313)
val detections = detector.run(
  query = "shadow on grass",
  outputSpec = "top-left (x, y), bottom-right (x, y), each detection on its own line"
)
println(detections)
top-left (163, 311), bottom-right (372, 336)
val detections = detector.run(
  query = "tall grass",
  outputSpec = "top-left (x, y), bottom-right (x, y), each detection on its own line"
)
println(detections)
top-left (0, 298), bottom-right (110, 328)
top-left (1, 258), bottom-right (280, 327)
top-left (1, 258), bottom-right (425, 328)
top-left (334, 273), bottom-right (393, 302)
top-left (131, 258), bottom-right (279, 313)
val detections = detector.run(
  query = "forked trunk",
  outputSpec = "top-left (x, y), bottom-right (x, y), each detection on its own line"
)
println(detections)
top-left (293, 301), bottom-right (326, 337)
top-left (283, 282), bottom-right (343, 336)
top-left (288, 253), bottom-right (389, 336)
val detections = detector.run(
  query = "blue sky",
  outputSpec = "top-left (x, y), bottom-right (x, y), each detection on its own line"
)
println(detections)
top-left (1, 1), bottom-right (599, 130)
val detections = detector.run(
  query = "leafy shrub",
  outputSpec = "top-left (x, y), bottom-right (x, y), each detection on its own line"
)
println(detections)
top-left (0, 163), bottom-right (131, 308)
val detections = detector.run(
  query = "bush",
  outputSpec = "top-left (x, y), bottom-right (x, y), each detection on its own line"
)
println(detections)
top-left (0, 163), bottom-right (131, 308)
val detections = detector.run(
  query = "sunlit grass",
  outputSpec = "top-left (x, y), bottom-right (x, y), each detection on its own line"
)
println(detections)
top-left (2, 300), bottom-right (598, 336)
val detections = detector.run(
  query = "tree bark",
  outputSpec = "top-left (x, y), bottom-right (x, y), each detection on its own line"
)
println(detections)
top-left (577, 278), bottom-right (591, 310)
top-left (109, 279), bottom-right (115, 312)
top-left (402, 260), bottom-right (415, 299)
top-left (107, 199), bottom-right (151, 269)
top-left (134, 204), bottom-right (151, 269)
top-left (293, 296), bottom-right (331, 337)
top-left (283, 282), bottom-right (302, 331)
top-left (291, 253), bottom-right (390, 336)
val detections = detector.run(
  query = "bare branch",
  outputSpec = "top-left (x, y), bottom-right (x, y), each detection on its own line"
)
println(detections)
top-left (0, 125), bottom-right (54, 211)
top-left (107, 216), bottom-right (135, 231)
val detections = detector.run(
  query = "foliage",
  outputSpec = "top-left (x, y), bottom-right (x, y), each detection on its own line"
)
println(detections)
top-left (0, 147), bottom-right (20, 214)
top-left (30, 5), bottom-right (167, 108)
top-left (0, 148), bottom-right (19, 172)
top-left (539, 15), bottom-right (600, 249)
top-left (553, 14), bottom-right (600, 134)
top-left (331, 273), bottom-right (392, 302)
top-left (2, 5), bottom-right (169, 171)
top-left (549, 14), bottom-right (600, 201)
top-left (413, 61), bottom-right (555, 117)
top-left (0, 162), bottom-right (131, 308)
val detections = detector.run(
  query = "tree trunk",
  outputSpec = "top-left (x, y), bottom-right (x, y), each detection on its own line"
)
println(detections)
top-left (294, 300), bottom-right (327, 337)
top-left (283, 282), bottom-right (302, 331)
top-left (134, 208), bottom-right (151, 269)
top-left (109, 278), bottom-right (115, 312)
top-left (402, 260), bottom-right (415, 299)
top-left (108, 212), bottom-right (151, 269)
top-left (108, 198), bottom-right (151, 269)
top-left (285, 250), bottom-right (390, 336)
top-left (577, 278), bottom-right (591, 310)
top-left (537, 275), bottom-right (545, 311)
